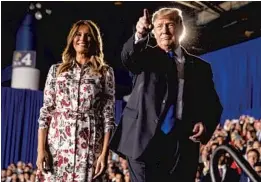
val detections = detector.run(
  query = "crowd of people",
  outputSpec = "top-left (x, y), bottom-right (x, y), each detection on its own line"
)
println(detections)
top-left (103, 115), bottom-right (261, 182)
top-left (1, 115), bottom-right (261, 181)
top-left (104, 152), bottom-right (130, 182)
top-left (1, 5), bottom-right (260, 181)
top-left (1, 161), bottom-right (37, 182)
top-left (196, 115), bottom-right (261, 182)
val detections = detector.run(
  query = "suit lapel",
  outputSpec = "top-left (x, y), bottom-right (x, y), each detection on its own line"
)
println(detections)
top-left (182, 48), bottom-right (195, 102)
top-left (182, 47), bottom-right (195, 80)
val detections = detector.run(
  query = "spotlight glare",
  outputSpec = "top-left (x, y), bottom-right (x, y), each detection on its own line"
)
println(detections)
top-left (36, 3), bottom-right (42, 9)
top-left (29, 3), bottom-right (35, 10)
top-left (45, 9), bottom-right (52, 15)
top-left (35, 11), bottom-right (42, 20)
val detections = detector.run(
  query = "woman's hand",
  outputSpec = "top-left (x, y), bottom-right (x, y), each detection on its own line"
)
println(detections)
top-left (36, 150), bottom-right (49, 172)
top-left (93, 153), bottom-right (106, 179)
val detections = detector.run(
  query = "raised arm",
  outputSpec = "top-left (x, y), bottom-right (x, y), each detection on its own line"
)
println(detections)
top-left (121, 9), bottom-right (152, 74)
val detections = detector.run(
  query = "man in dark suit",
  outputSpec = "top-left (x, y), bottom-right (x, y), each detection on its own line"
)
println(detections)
top-left (110, 7), bottom-right (223, 182)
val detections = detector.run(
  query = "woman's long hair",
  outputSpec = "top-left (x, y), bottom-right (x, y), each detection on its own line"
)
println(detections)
top-left (57, 20), bottom-right (108, 76)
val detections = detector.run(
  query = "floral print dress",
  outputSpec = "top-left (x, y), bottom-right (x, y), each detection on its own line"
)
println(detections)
top-left (37, 61), bottom-right (115, 182)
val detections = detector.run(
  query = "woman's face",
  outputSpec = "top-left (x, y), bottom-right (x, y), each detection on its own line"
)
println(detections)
top-left (73, 25), bottom-right (92, 54)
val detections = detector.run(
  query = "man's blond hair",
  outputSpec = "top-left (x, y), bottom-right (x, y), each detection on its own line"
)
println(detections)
top-left (152, 7), bottom-right (185, 42)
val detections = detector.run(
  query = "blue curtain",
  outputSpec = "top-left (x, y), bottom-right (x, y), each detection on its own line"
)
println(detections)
top-left (1, 86), bottom-right (124, 168)
top-left (1, 87), bottom-right (43, 169)
top-left (201, 37), bottom-right (261, 124)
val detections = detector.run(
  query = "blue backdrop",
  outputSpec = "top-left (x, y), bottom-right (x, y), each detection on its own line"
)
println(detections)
top-left (1, 87), bottom-right (43, 169)
top-left (1, 87), bottom-right (124, 169)
top-left (201, 37), bottom-right (261, 123)
top-left (1, 37), bottom-right (261, 168)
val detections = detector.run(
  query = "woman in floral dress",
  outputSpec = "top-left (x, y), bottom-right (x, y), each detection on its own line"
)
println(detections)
top-left (36, 20), bottom-right (115, 182)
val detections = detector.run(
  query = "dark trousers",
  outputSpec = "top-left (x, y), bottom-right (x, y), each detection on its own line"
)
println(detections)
top-left (127, 126), bottom-right (199, 182)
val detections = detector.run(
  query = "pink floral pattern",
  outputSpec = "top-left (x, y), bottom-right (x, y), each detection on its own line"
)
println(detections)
top-left (37, 62), bottom-right (115, 182)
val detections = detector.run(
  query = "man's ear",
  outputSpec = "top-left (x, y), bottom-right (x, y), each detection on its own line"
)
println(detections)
top-left (177, 24), bottom-right (184, 39)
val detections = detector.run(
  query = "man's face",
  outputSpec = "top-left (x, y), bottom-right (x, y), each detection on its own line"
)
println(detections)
top-left (120, 159), bottom-right (128, 170)
top-left (247, 151), bottom-right (258, 167)
top-left (153, 14), bottom-right (182, 51)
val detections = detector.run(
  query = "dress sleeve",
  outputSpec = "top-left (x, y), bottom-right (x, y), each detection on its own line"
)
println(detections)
top-left (102, 67), bottom-right (116, 133)
top-left (38, 65), bottom-right (57, 129)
